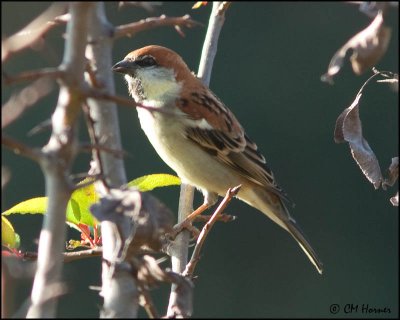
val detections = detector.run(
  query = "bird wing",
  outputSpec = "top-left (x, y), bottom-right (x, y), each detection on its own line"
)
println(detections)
top-left (178, 85), bottom-right (290, 202)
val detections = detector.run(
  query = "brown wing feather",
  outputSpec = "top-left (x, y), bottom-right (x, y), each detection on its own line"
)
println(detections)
top-left (178, 83), bottom-right (291, 203)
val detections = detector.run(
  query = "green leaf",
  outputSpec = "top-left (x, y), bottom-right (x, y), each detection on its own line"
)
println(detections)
top-left (1, 174), bottom-right (180, 232)
top-left (2, 197), bottom-right (48, 216)
top-left (128, 173), bottom-right (181, 191)
top-left (2, 179), bottom-right (98, 228)
top-left (67, 178), bottom-right (98, 227)
top-left (2, 216), bottom-right (20, 249)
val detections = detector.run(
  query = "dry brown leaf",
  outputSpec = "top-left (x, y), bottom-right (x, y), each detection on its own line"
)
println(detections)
top-left (384, 157), bottom-right (399, 206)
top-left (322, 11), bottom-right (391, 84)
top-left (383, 157), bottom-right (399, 188)
top-left (358, 2), bottom-right (391, 18)
top-left (390, 192), bottom-right (398, 206)
top-left (91, 188), bottom-right (173, 254)
top-left (334, 92), bottom-right (383, 188)
top-left (377, 75), bottom-right (399, 92)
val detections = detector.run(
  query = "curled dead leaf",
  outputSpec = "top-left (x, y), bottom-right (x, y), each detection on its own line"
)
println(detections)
top-left (90, 187), bottom-right (173, 254)
top-left (377, 74), bottom-right (399, 92)
top-left (334, 92), bottom-right (383, 188)
top-left (358, 2), bottom-right (391, 18)
top-left (128, 192), bottom-right (173, 253)
top-left (390, 192), bottom-right (398, 206)
top-left (383, 157), bottom-right (399, 189)
top-left (383, 157), bottom-right (398, 206)
top-left (322, 11), bottom-right (391, 84)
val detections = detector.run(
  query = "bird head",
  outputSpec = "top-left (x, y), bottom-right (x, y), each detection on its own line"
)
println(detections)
top-left (113, 45), bottom-right (192, 102)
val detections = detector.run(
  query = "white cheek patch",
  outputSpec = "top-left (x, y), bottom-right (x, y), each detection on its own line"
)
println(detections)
top-left (135, 67), bottom-right (182, 101)
top-left (124, 75), bottom-right (139, 99)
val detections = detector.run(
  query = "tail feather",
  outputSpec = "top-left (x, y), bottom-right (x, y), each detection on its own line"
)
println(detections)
top-left (285, 216), bottom-right (323, 274)
top-left (239, 186), bottom-right (323, 274)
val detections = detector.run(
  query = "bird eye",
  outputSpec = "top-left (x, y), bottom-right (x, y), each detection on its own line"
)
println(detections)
top-left (136, 56), bottom-right (157, 67)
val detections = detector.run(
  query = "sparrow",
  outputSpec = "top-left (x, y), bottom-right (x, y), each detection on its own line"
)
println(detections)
top-left (112, 45), bottom-right (323, 274)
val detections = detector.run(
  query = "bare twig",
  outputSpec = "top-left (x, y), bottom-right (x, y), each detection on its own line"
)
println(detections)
top-left (27, 119), bottom-right (52, 136)
top-left (197, 2), bottom-right (228, 84)
top-left (1, 166), bottom-right (11, 189)
top-left (80, 143), bottom-right (128, 159)
top-left (2, 68), bottom-right (64, 85)
top-left (22, 248), bottom-right (103, 263)
top-left (1, 3), bottom-right (67, 62)
top-left (138, 286), bottom-right (159, 318)
top-left (86, 90), bottom-right (138, 108)
top-left (167, 1), bottom-right (229, 317)
top-left (82, 101), bottom-right (109, 189)
top-left (135, 255), bottom-right (193, 318)
top-left (85, 90), bottom-right (176, 115)
top-left (69, 176), bottom-right (98, 193)
top-left (114, 15), bottom-right (202, 39)
top-left (2, 77), bottom-right (55, 129)
top-left (2, 135), bottom-right (42, 161)
top-left (183, 185), bottom-right (241, 277)
top-left (194, 213), bottom-right (236, 223)
top-left (63, 248), bottom-right (103, 262)
top-left (216, 1), bottom-right (231, 15)
top-left (118, 1), bottom-right (162, 13)
top-left (85, 3), bottom-right (140, 317)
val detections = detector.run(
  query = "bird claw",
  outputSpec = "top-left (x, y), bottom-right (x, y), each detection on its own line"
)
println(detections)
top-left (168, 220), bottom-right (200, 241)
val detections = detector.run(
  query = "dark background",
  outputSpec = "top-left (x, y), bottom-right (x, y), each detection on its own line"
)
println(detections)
top-left (2, 2), bottom-right (398, 318)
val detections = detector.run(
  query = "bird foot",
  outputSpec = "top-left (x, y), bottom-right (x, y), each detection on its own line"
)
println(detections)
top-left (168, 219), bottom-right (201, 241)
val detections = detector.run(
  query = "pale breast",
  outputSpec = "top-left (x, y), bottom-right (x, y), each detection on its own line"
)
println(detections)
top-left (136, 108), bottom-right (242, 195)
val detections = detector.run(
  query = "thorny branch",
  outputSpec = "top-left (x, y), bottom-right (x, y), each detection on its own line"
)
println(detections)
top-left (85, 90), bottom-right (176, 116)
top-left (2, 77), bottom-right (56, 129)
top-left (25, 3), bottom-right (92, 317)
top-left (2, 135), bottom-right (41, 161)
top-left (1, 3), bottom-right (68, 62)
top-left (183, 185), bottom-right (241, 277)
top-left (17, 248), bottom-right (103, 263)
top-left (2, 68), bottom-right (64, 85)
top-left (114, 14), bottom-right (202, 39)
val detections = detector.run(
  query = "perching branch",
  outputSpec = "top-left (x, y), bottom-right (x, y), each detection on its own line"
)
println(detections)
top-left (183, 185), bottom-right (241, 277)
top-left (167, 2), bottom-right (230, 317)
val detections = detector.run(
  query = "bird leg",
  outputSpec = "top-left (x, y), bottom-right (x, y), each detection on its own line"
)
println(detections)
top-left (168, 191), bottom-right (219, 239)
top-left (184, 203), bottom-right (210, 221)
top-left (168, 203), bottom-right (210, 240)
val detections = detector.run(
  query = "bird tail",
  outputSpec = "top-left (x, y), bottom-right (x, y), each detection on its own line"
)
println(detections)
top-left (239, 187), bottom-right (324, 274)
top-left (284, 212), bottom-right (324, 274)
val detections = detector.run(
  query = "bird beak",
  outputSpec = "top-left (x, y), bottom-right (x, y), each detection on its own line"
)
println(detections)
top-left (112, 60), bottom-right (135, 74)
